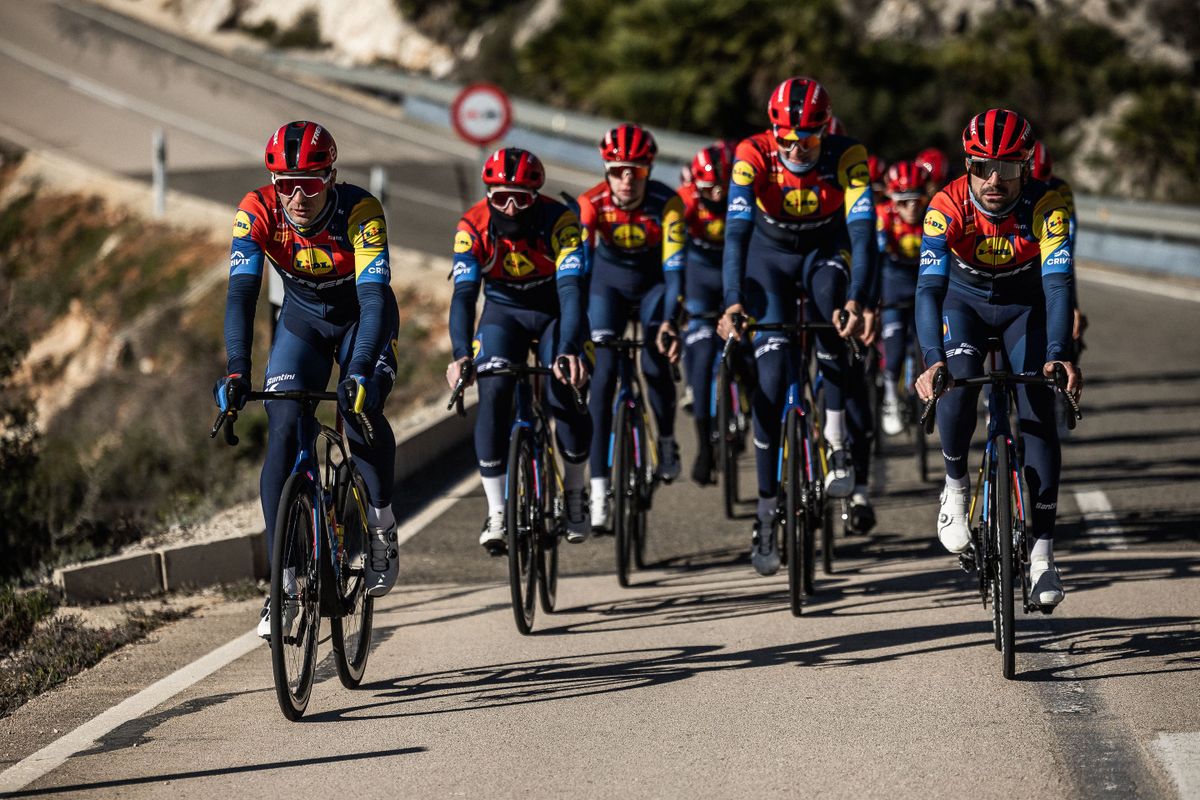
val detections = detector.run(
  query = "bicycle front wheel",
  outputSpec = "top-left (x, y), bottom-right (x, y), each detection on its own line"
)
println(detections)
top-left (994, 435), bottom-right (1017, 679)
top-left (537, 443), bottom-right (560, 614)
top-left (506, 427), bottom-right (538, 634)
top-left (330, 465), bottom-right (374, 689)
top-left (270, 472), bottom-right (321, 721)
top-left (717, 359), bottom-right (740, 519)
top-left (613, 401), bottom-right (636, 587)
top-left (784, 409), bottom-right (808, 616)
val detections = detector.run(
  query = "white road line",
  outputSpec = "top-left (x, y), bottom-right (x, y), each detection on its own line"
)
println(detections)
top-left (0, 630), bottom-right (262, 795)
top-left (396, 472), bottom-right (479, 546)
top-left (1072, 488), bottom-right (1130, 550)
top-left (1153, 732), bottom-right (1200, 799)
top-left (0, 474), bottom-right (474, 794)
top-left (1077, 266), bottom-right (1200, 304)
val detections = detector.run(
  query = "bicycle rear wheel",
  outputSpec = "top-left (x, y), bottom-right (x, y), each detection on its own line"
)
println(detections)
top-left (994, 435), bottom-right (1017, 679)
top-left (821, 495), bottom-right (836, 575)
top-left (270, 472), bottom-right (321, 721)
top-left (717, 359), bottom-right (740, 519)
top-left (330, 465), bottom-right (374, 689)
top-left (613, 402), bottom-right (636, 587)
top-left (506, 428), bottom-right (538, 634)
top-left (537, 444), bottom-right (560, 614)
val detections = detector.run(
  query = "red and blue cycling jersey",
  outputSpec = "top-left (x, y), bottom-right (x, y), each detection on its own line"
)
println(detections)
top-left (448, 196), bottom-right (585, 359)
top-left (676, 182), bottom-right (725, 252)
top-left (916, 175), bottom-right (1074, 365)
top-left (225, 182), bottom-right (391, 377)
top-left (722, 130), bottom-right (876, 308)
top-left (877, 202), bottom-right (924, 268)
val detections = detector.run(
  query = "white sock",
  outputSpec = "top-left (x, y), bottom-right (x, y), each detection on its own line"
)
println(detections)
top-left (825, 409), bottom-right (847, 449)
top-left (482, 475), bottom-right (505, 514)
top-left (757, 496), bottom-right (776, 523)
top-left (591, 476), bottom-right (611, 500)
top-left (883, 377), bottom-right (898, 405)
top-left (563, 460), bottom-right (587, 493)
top-left (1030, 537), bottom-right (1054, 563)
top-left (945, 475), bottom-right (969, 492)
top-left (367, 504), bottom-right (394, 531)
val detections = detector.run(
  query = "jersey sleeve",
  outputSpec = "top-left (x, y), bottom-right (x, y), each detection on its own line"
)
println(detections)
top-left (576, 191), bottom-right (597, 278)
top-left (837, 142), bottom-right (877, 305)
top-left (550, 207), bottom-right (586, 354)
top-left (1032, 189), bottom-right (1073, 361)
top-left (722, 140), bottom-right (764, 309)
top-left (661, 193), bottom-right (687, 323)
top-left (344, 194), bottom-right (391, 376)
top-left (915, 193), bottom-right (960, 366)
top-left (449, 217), bottom-right (485, 360)
top-left (223, 193), bottom-right (270, 376)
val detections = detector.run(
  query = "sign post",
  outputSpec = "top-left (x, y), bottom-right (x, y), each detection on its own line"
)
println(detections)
top-left (450, 83), bottom-right (513, 211)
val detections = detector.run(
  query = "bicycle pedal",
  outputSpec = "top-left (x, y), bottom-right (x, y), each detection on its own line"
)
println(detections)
top-left (1037, 604), bottom-right (1057, 616)
top-left (958, 551), bottom-right (976, 573)
top-left (483, 541), bottom-right (508, 557)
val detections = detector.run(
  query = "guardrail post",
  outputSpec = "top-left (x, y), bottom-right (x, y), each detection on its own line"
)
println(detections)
top-left (151, 127), bottom-right (166, 218)
top-left (370, 165), bottom-right (387, 206)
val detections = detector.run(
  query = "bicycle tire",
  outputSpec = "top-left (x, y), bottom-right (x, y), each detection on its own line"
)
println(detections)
top-left (915, 399), bottom-right (929, 482)
top-left (821, 494), bottom-right (836, 576)
top-left (613, 401), bottom-right (635, 587)
top-left (270, 472), bottom-right (321, 721)
top-left (537, 441), bottom-right (559, 614)
top-left (995, 434), bottom-right (1017, 679)
top-left (632, 415), bottom-right (650, 570)
top-left (717, 358), bottom-right (739, 519)
top-left (330, 465), bottom-right (374, 689)
top-left (506, 427), bottom-right (538, 634)
top-left (785, 410), bottom-right (805, 615)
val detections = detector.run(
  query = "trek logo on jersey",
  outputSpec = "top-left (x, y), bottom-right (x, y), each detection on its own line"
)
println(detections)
top-left (783, 188), bottom-right (820, 217)
top-left (232, 210), bottom-right (254, 239)
top-left (612, 224), bottom-right (647, 249)
top-left (293, 245), bottom-right (335, 276)
top-left (975, 235), bottom-right (1015, 266)
top-left (502, 251), bottom-right (535, 277)
top-left (923, 209), bottom-right (948, 237)
top-left (732, 161), bottom-right (756, 186)
top-left (453, 230), bottom-right (474, 254)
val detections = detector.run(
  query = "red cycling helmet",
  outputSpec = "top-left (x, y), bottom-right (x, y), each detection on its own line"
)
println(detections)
top-left (768, 77), bottom-right (832, 131)
top-left (962, 109), bottom-right (1034, 161)
top-left (264, 121), bottom-right (337, 173)
top-left (690, 141), bottom-right (734, 186)
top-left (827, 115), bottom-right (847, 136)
top-left (599, 123), bottom-right (657, 164)
top-left (1031, 141), bottom-right (1053, 181)
top-left (915, 147), bottom-right (948, 185)
top-left (886, 160), bottom-right (929, 196)
top-left (868, 155), bottom-right (887, 185)
top-left (480, 147), bottom-right (545, 191)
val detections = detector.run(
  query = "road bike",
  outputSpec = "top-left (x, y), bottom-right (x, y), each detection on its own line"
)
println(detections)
top-left (448, 356), bottom-right (582, 634)
top-left (920, 362), bottom-right (1081, 679)
top-left (211, 390), bottom-right (375, 720)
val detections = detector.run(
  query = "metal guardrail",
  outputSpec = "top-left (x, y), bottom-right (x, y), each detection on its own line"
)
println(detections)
top-left (251, 50), bottom-right (1200, 275)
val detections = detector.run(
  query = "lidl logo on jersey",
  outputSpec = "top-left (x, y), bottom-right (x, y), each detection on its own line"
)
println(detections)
top-left (453, 230), bottom-right (474, 254)
top-left (783, 188), bottom-right (820, 217)
top-left (1045, 208), bottom-right (1069, 238)
top-left (360, 218), bottom-right (387, 247)
top-left (974, 235), bottom-right (1015, 266)
top-left (705, 218), bottom-right (725, 240)
top-left (232, 210), bottom-right (254, 239)
top-left (553, 218), bottom-right (582, 252)
top-left (612, 223), bottom-right (647, 249)
top-left (502, 251), bottom-right (536, 277)
top-left (732, 161), bottom-right (756, 186)
top-left (293, 244), bottom-right (335, 276)
top-left (847, 161), bottom-right (871, 188)
top-left (923, 209), bottom-right (948, 237)
top-left (899, 233), bottom-right (922, 259)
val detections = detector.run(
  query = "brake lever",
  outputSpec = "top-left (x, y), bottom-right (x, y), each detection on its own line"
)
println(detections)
top-left (1052, 363), bottom-right (1082, 429)
top-left (555, 355), bottom-right (587, 414)
top-left (920, 366), bottom-right (947, 434)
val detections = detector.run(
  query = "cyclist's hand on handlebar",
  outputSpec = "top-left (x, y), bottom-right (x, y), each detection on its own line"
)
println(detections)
top-left (1044, 360), bottom-right (1082, 401)
top-left (213, 372), bottom-right (250, 413)
top-left (835, 301), bottom-right (862, 339)
top-left (859, 307), bottom-right (879, 346)
top-left (718, 304), bottom-right (746, 341)
top-left (915, 361), bottom-right (951, 402)
top-left (338, 374), bottom-right (379, 416)
top-left (656, 322), bottom-right (682, 364)
top-left (553, 354), bottom-right (588, 388)
top-left (445, 357), bottom-right (475, 391)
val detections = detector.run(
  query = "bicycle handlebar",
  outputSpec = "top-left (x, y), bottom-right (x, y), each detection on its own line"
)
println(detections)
top-left (210, 389), bottom-right (373, 447)
top-left (918, 363), bottom-right (1082, 433)
top-left (445, 356), bottom-right (586, 415)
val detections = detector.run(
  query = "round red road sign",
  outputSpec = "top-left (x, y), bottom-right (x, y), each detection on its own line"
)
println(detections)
top-left (450, 83), bottom-right (513, 147)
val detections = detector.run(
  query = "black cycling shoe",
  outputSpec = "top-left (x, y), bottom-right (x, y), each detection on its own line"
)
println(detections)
top-left (847, 498), bottom-right (876, 535)
top-left (691, 440), bottom-right (715, 485)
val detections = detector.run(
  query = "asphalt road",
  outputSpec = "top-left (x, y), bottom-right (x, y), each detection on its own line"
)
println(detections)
top-left (1, 3), bottom-right (1198, 797)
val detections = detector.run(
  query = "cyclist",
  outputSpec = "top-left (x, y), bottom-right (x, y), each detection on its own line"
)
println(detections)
top-left (444, 148), bottom-right (591, 550)
top-left (868, 155), bottom-right (889, 203)
top-left (878, 160), bottom-right (932, 436)
top-left (580, 123), bottom-right (686, 530)
top-left (718, 77), bottom-right (877, 575)
top-left (679, 141), bottom-right (736, 484)
top-left (1031, 141), bottom-right (1086, 357)
top-left (914, 109), bottom-right (1082, 608)
top-left (214, 121), bottom-right (401, 638)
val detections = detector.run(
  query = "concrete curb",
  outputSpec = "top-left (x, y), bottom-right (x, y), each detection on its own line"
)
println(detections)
top-left (53, 399), bottom-right (477, 603)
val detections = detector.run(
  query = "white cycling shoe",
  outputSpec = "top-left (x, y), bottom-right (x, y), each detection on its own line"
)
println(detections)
top-left (750, 518), bottom-right (781, 576)
top-left (565, 489), bottom-right (591, 544)
top-left (880, 399), bottom-right (904, 436)
top-left (257, 567), bottom-right (299, 640)
top-left (591, 491), bottom-right (611, 532)
top-left (824, 448), bottom-right (855, 499)
top-left (479, 511), bottom-right (506, 555)
top-left (1029, 557), bottom-right (1065, 607)
top-left (937, 486), bottom-right (971, 554)
top-left (365, 525), bottom-right (398, 597)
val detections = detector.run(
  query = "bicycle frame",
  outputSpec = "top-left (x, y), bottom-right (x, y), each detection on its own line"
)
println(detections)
top-left (504, 370), bottom-right (564, 515)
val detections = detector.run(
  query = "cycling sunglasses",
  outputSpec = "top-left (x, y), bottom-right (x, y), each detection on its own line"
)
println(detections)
top-left (273, 172), bottom-right (332, 198)
top-left (487, 187), bottom-right (537, 210)
top-left (966, 157), bottom-right (1026, 181)
top-left (605, 164), bottom-right (651, 180)
top-left (774, 125), bottom-right (823, 153)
